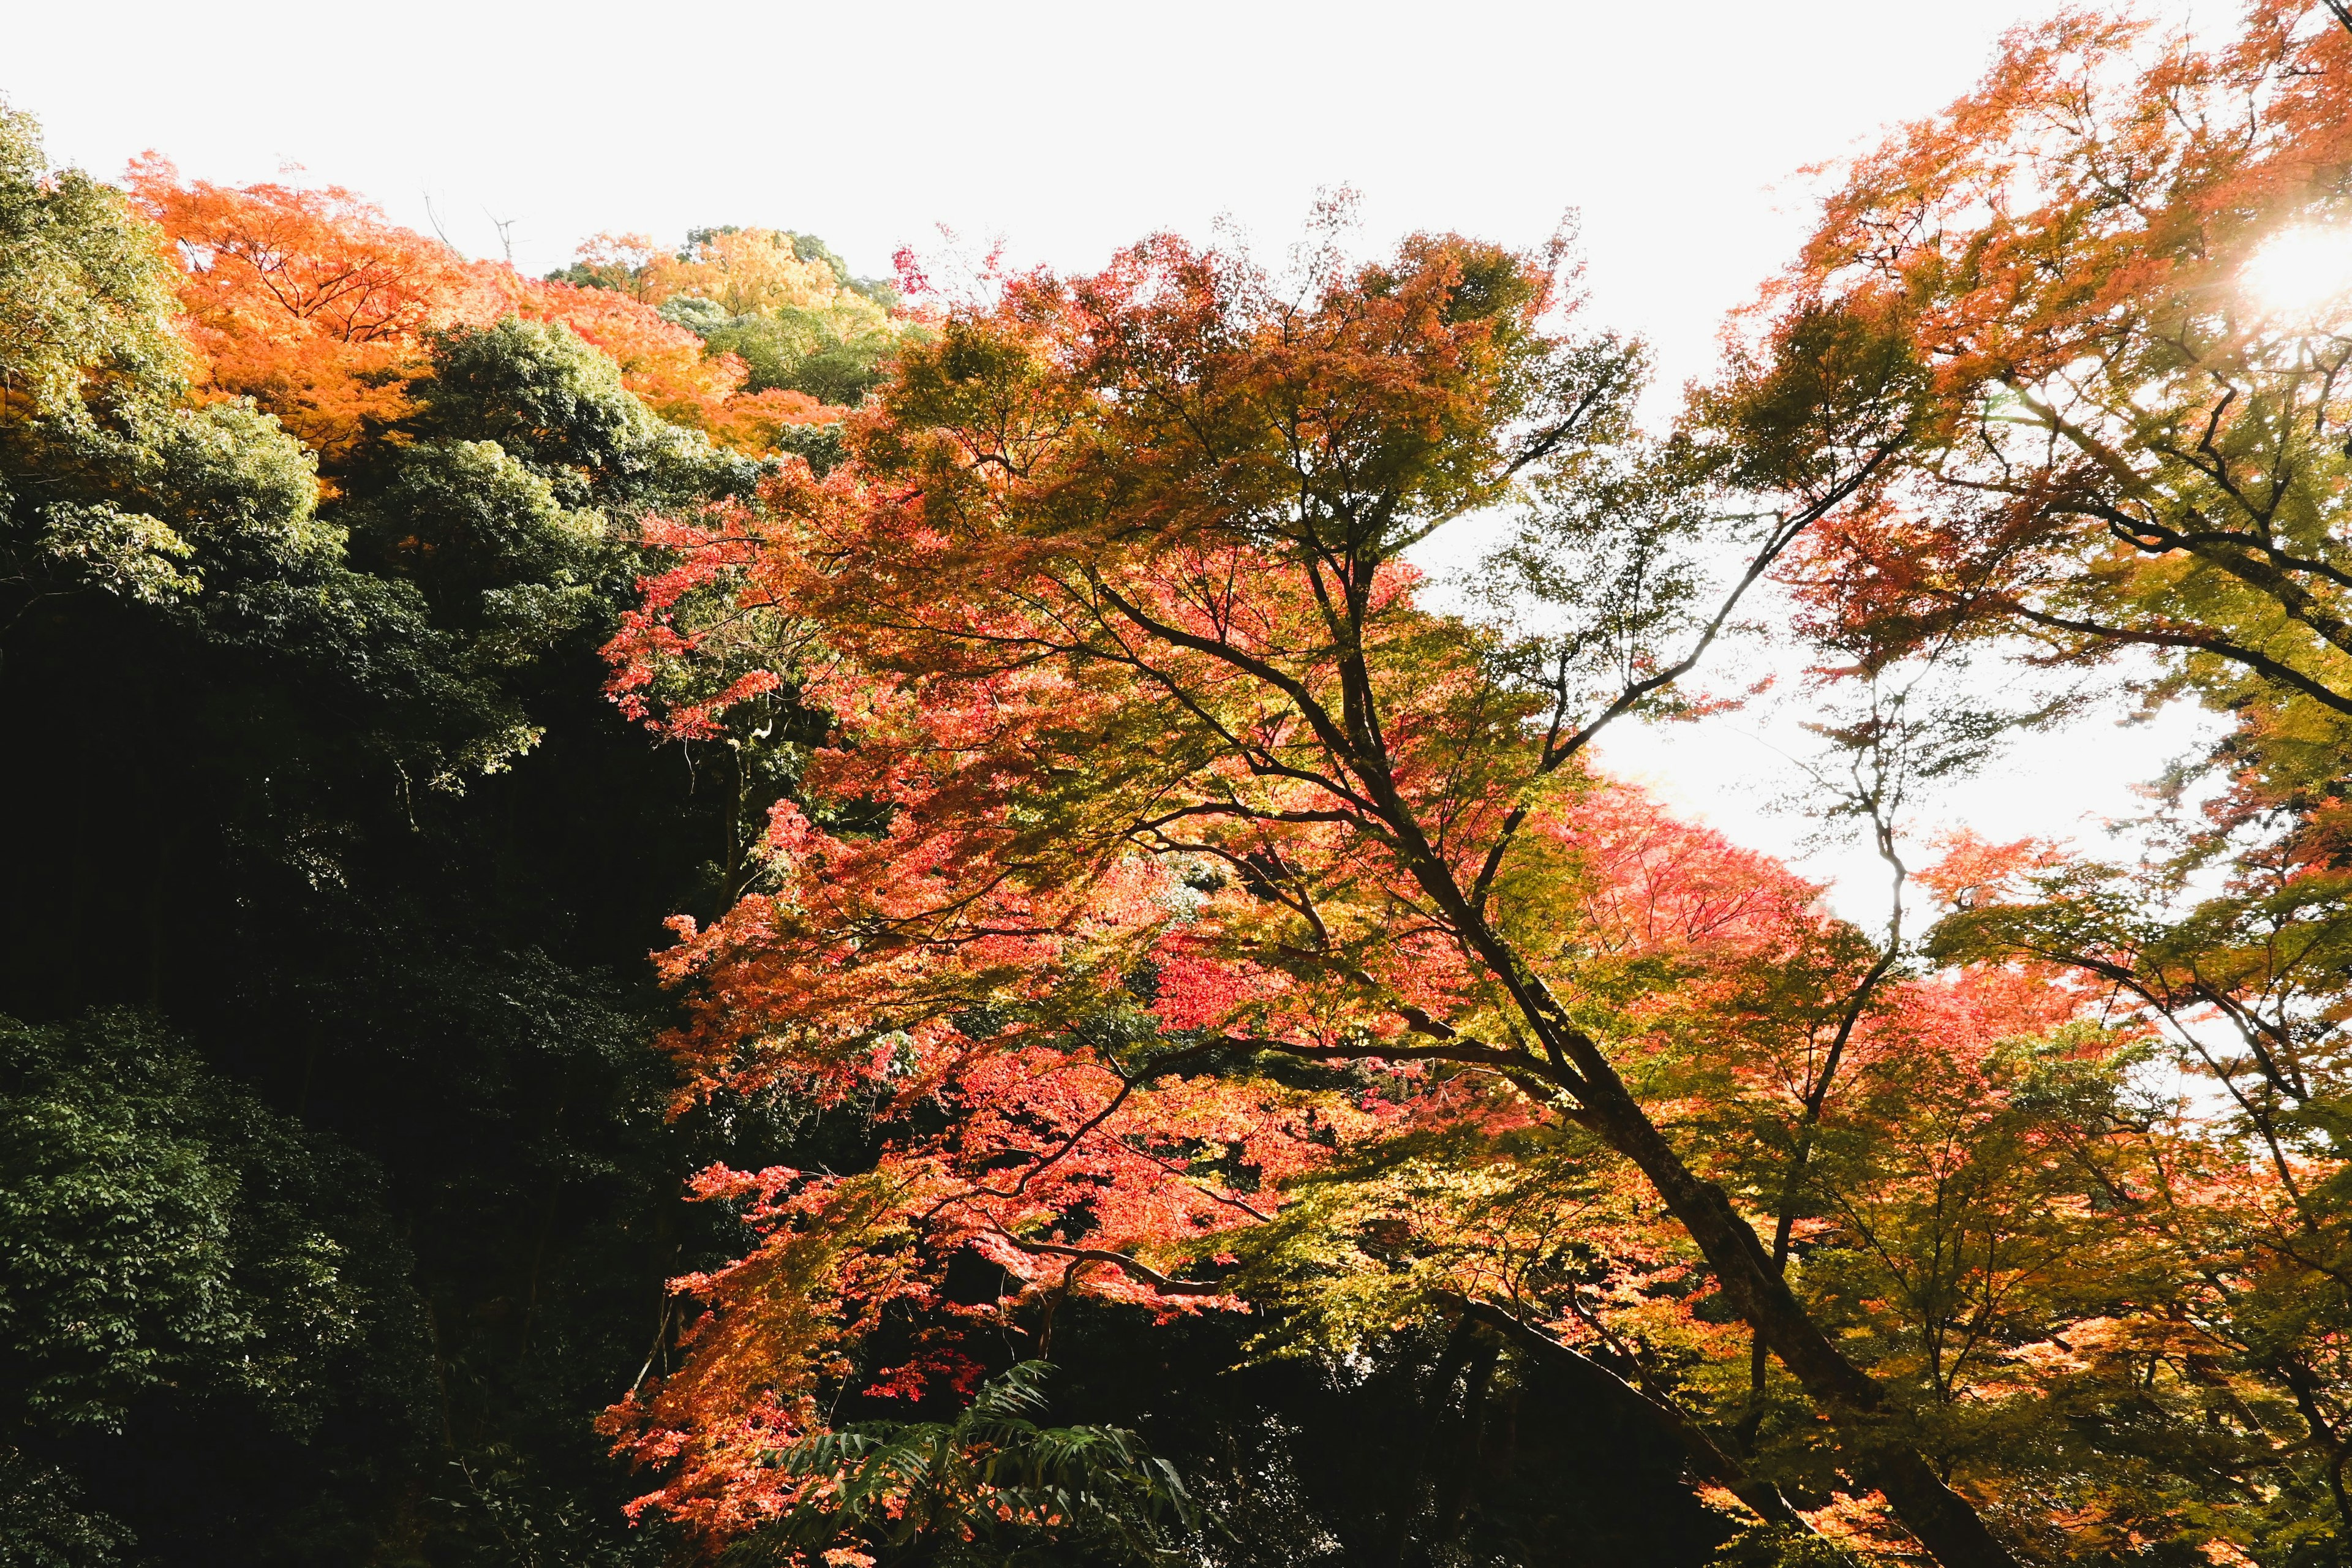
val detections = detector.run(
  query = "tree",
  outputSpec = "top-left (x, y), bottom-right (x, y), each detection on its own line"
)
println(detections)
top-left (1748, 2), bottom-right (2352, 732)
top-left (555, 226), bottom-right (914, 412)
top-left (1726, 4), bottom-right (2352, 1550)
top-left (596, 225), bottom-right (2082, 1566)
top-left (0, 1010), bottom-right (423, 1433)
top-left (124, 155), bottom-right (512, 465)
top-left (0, 1010), bottom-right (428, 1562)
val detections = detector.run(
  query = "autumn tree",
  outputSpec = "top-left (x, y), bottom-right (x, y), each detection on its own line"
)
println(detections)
top-left (124, 156), bottom-right (513, 464)
top-left (589, 217), bottom-right (2133, 1566)
top-left (1752, 2), bottom-right (2352, 722)
top-left (1727, 2), bottom-right (2352, 1548)
top-left (557, 225), bottom-right (912, 413)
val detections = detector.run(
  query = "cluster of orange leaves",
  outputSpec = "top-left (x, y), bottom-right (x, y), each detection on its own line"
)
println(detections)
top-left (1746, 0), bottom-right (2352, 658)
top-left (123, 158), bottom-right (843, 473)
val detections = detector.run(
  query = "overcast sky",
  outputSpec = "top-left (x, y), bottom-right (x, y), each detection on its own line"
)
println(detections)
top-left (9, 0), bottom-right (2223, 910)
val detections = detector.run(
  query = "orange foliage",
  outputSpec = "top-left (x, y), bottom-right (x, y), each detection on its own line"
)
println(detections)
top-left (125, 154), bottom-right (518, 463)
top-left (1734, 1), bottom-right (2352, 685)
top-left (564, 231), bottom-right (666, 301)
top-left (124, 162), bottom-right (845, 469)
top-left (518, 281), bottom-right (837, 451)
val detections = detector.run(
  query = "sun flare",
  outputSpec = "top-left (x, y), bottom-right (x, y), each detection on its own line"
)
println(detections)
top-left (2241, 225), bottom-right (2352, 320)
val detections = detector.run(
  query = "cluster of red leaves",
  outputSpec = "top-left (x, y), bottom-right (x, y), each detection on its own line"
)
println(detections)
top-left (598, 1164), bottom-right (935, 1538)
top-left (601, 514), bottom-right (2124, 1543)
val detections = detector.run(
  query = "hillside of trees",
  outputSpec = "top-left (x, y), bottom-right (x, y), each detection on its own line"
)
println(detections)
top-left (4, 4), bottom-right (2352, 1564)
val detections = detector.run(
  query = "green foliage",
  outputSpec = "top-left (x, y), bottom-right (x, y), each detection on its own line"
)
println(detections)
top-left (356, 437), bottom-right (608, 668)
top-left (735, 1362), bottom-right (1197, 1568)
top-left (0, 1010), bottom-right (425, 1437)
top-left (0, 100), bottom-right (184, 426)
top-left (659, 292), bottom-right (903, 408)
top-left (0, 102), bottom-right (334, 620)
top-left (1691, 298), bottom-right (1926, 507)
top-left (1708, 1523), bottom-right (1864, 1568)
top-left (29, 499), bottom-right (198, 603)
top-left (418, 315), bottom-right (760, 509)
top-left (0, 1447), bottom-right (132, 1568)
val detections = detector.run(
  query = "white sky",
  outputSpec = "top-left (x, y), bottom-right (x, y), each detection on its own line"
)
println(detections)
top-left (7, 0), bottom-right (2223, 913)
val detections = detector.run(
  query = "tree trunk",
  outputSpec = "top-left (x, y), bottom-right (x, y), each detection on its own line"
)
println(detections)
top-left (1390, 823), bottom-right (2024, 1568)
top-left (1568, 1054), bottom-right (2021, 1568)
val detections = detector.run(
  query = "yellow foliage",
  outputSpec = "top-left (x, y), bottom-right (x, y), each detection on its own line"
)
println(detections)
top-left (643, 229), bottom-right (845, 317)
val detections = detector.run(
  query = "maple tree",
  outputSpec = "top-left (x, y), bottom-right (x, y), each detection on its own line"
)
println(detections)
top-left (590, 221), bottom-right (2150, 1566)
top-left (123, 156), bottom-right (513, 464)
top-left (1722, 3), bottom-right (2352, 1550)
top-left (1752, 1), bottom-right (2352, 718)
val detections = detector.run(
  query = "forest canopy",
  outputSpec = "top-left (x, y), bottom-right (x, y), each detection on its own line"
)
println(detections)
top-left (3, 4), bottom-right (2352, 1566)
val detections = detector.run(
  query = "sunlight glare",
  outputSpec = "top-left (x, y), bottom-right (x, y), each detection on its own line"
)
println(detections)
top-left (2242, 224), bottom-right (2352, 320)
